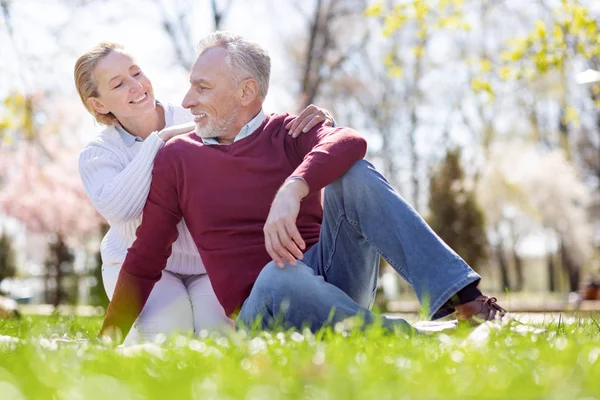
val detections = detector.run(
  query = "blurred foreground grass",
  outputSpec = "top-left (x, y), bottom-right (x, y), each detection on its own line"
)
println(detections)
top-left (1, 315), bottom-right (600, 399)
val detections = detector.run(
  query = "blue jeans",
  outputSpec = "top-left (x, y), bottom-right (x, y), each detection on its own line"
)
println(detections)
top-left (237, 160), bottom-right (480, 332)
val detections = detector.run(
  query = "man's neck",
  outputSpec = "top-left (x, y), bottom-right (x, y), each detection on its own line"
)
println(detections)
top-left (216, 104), bottom-right (263, 145)
top-left (118, 104), bottom-right (165, 140)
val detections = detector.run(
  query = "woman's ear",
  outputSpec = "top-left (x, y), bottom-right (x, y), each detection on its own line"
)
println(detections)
top-left (86, 97), bottom-right (109, 115)
top-left (239, 78), bottom-right (259, 106)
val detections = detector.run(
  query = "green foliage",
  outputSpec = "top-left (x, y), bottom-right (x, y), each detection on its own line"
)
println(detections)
top-left (0, 232), bottom-right (17, 288)
top-left (1, 316), bottom-right (600, 399)
top-left (427, 149), bottom-right (488, 270)
top-left (366, 0), bottom-right (471, 74)
top-left (501, 0), bottom-right (599, 76)
top-left (0, 91), bottom-right (38, 143)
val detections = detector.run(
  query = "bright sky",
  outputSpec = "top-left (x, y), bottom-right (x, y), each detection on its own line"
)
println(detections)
top-left (1, 0), bottom-right (315, 136)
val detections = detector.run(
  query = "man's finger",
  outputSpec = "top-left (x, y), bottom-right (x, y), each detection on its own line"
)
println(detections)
top-left (285, 221), bottom-right (306, 254)
top-left (278, 222), bottom-right (304, 260)
top-left (265, 233), bottom-right (283, 268)
top-left (270, 231), bottom-right (294, 267)
top-left (272, 229), bottom-right (297, 266)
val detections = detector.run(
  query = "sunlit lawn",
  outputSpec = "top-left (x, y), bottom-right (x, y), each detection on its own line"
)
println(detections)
top-left (1, 314), bottom-right (599, 399)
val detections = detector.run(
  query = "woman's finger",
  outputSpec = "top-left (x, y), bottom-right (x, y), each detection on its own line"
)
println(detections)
top-left (297, 115), bottom-right (326, 136)
top-left (288, 105), bottom-right (317, 135)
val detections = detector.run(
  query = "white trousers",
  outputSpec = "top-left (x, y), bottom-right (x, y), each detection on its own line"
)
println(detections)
top-left (102, 263), bottom-right (231, 344)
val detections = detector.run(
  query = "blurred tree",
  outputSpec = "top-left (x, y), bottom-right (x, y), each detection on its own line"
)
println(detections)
top-left (0, 107), bottom-right (104, 306)
top-left (0, 232), bottom-right (17, 291)
top-left (427, 148), bottom-right (488, 270)
top-left (152, 0), bottom-right (237, 70)
top-left (499, 0), bottom-right (600, 158)
top-left (43, 234), bottom-right (75, 306)
top-left (478, 141), bottom-right (594, 292)
top-left (88, 223), bottom-right (109, 309)
top-left (366, 0), bottom-right (472, 209)
top-left (291, 0), bottom-right (369, 110)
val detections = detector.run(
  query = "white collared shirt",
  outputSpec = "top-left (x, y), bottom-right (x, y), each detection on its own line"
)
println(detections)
top-left (200, 109), bottom-right (266, 145)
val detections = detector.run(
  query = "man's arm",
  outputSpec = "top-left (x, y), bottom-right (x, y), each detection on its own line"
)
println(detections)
top-left (99, 149), bottom-right (183, 341)
top-left (263, 123), bottom-right (367, 267)
top-left (288, 125), bottom-right (367, 193)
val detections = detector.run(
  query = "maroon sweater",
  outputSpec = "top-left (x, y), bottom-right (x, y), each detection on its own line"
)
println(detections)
top-left (100, 113), bottom-right (367, 337)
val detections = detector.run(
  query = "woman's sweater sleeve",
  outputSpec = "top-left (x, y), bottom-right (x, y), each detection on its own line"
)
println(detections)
top-left (78, 132), bottom-right (165, 223)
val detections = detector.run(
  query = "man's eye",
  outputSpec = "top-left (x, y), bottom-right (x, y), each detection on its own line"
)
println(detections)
top-left (113, 82), bottom-right (123, 89)
top-left (133, 71), bottom-right (142, 76)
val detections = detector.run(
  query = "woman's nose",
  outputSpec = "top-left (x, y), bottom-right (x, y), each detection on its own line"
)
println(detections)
top-left (129, 78), bottom-right (143, 92)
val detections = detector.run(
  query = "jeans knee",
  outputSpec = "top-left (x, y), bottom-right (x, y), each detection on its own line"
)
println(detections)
top-left (325, 160), bottom-right (378, 208)
top-left (254, 262), bottom-right (317, 302)
top-left (336, 160), bottom-right (375, 190)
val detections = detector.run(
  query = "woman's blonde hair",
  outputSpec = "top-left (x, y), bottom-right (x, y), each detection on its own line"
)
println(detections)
top-left (74, 42), bottom-right (125, 125)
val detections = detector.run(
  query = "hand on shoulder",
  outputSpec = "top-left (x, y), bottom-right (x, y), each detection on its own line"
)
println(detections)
top-left (159, 122), bottom-right (195, 142)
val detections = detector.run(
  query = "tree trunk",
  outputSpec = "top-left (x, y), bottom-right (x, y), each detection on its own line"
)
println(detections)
top-left (547, 251), bottom-right (556, 292)
top-left (560, 240), bottom-right (580, 293)
top-left (495, 243), bottom-right (511, 292)
top-left (512, 249), bottom-right (524, 292)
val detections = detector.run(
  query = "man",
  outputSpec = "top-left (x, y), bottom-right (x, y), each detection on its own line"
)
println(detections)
top-left (101, 32), bottom-right (505, 340)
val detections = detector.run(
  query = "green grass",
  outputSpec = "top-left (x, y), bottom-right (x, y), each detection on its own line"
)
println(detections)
top-left (1, 315), bottom-right (600, 399)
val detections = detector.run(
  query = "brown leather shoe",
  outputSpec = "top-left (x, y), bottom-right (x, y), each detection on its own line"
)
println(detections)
top-left (454, 295), bottom-right (506, 324)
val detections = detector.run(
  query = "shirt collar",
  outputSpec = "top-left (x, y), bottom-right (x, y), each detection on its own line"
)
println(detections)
top-left (201, 109), bottom-right (266, 145)
top-left (115, 124), bottom-right (143, 147)
top-left (116, 101), bottom-right (167, 147)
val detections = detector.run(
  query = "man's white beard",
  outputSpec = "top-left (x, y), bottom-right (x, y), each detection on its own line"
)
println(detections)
top-left (195, 105), bottom-right (240, 140)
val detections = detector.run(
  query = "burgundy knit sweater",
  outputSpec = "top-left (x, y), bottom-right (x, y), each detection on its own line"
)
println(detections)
top-left (100, 113), bottom-right (367, 337)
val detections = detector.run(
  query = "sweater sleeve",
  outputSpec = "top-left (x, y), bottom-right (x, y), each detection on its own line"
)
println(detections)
top-left (78, 132), bottom-right (165, 223)
top-left (289, 124), bottom-right (367, 194)
top-left (99, 148), bottom-right (182, 340)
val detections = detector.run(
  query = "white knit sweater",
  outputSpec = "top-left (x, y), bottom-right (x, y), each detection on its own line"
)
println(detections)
top-left (79, 103), bottom-right (204, 275)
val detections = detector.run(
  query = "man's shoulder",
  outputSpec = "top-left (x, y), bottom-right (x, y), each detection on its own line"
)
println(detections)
top-left (157, 132), bottom-right (205, 161)
top-left (263, 112), bottom-right (291, 131)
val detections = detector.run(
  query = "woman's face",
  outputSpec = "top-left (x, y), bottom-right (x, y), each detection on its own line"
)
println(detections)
top-left (87, 50), bottom-right (156, 122)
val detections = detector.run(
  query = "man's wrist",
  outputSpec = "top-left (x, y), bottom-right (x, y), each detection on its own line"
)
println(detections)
top-left (280, 177), bottom-right (309, 200)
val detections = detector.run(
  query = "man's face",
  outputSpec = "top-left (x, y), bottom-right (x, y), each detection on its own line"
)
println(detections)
top-left (182, 47), bottom-right (241, 139)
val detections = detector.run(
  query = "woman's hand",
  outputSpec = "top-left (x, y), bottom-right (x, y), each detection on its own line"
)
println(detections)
top-left (285, 104), bottom-right (335, 138)
top-left (158, 122), bottom-right (195, 142)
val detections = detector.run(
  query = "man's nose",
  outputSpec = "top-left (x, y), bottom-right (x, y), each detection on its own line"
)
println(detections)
top-left (182, 89), bottom-right (195, 109)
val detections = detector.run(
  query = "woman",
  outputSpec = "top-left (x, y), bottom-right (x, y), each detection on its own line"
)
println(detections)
top-left (74, 42), bottom-right (334, 343)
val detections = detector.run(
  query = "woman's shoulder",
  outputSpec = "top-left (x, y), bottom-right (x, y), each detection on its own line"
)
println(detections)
top-left (80, 125), bottom-right (123, 157)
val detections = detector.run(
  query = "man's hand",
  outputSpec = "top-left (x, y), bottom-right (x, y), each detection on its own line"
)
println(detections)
top-left (264, 179), bottom-right (309, 268)
top-left (158, 122), bottom-right (195, 142)
top-left (285, 104), bottom-right (334, 138)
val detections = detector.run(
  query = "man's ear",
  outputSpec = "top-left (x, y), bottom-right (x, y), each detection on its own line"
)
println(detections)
top-left (239, 78), bottom-right (259, 106)
top-left (86, 97), bottom-right (110, 115)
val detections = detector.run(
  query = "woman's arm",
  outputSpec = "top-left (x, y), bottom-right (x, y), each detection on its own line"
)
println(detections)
top-left (79, 124), bottom-right (195, 223)
top-left (78, 132), bottom-right (165, 223)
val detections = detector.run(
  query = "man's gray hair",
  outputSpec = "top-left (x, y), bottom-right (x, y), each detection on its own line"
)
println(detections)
top-left (197, 31), bottom-right (271, 98)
